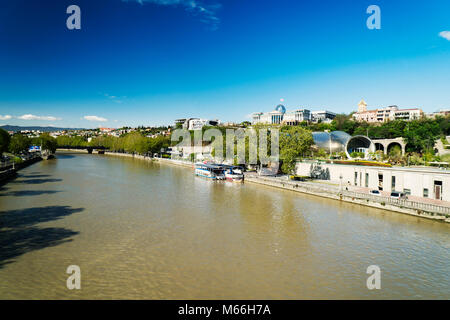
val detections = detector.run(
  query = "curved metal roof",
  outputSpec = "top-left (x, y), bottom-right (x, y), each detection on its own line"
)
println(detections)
top-left (312, 131), bottom-right (375, 159)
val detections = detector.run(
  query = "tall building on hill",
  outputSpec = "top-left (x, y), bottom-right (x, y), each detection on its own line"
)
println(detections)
top-left (252, 105), bottom-right (334, 125)
top-left (357, 99), bottom-right (367, 113)
top-left (353, 100), bottom-right (423, 123)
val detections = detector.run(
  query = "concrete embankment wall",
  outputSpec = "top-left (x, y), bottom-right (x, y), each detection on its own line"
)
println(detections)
top-left (0, 169), bottom-right (17, 183)
top-left (244, 175), bottom-right (450, 224)
top-left (99, 151), bottom-right (195, 169)
top-left (57, 149), bottom-right (195, 169)
top-left (57, 148), bottom-right (89, 153)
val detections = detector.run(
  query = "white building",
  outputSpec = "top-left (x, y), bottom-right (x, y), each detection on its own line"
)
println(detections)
top-left (353, 100), bottom-right (423, 123)
top-left (296, 162), bottom-right (450, 202)
top-left (252, 104), bottom-right (318, 125)
top-left (426, 109), bottom-right (450, 119)
top-left (311, 110), bottom-right (336, 123)
top-left (283, 109), bottom-right (311, 125)
top-left (391, 108), bottom-right (423, 121)
top-left (252, 109), bottom-right (285, 125)
top-left (178, 118), bottom-right (220, 130)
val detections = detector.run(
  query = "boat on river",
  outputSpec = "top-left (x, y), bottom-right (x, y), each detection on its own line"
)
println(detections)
top-left (195, 163), bottom-right (226, 180)
top-left (222, 165), bottom-right (244, 182)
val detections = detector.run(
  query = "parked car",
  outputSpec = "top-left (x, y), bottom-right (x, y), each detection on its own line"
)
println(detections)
top-left (289, 175), bottom-right (307, 181)
top-left (369, 190), bottom-right (381, 196)
top-left (390, 191), bottom-right (408, 199)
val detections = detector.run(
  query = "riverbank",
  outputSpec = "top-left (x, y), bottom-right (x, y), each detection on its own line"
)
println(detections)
top-left (244, 174), bottom-right (450, 223)
top-left (0, 156), bottom-right (42, 185)
top-left (57, 149), bottom-right (195, 169)
top-left (56, 150), bottom-right (449, 223)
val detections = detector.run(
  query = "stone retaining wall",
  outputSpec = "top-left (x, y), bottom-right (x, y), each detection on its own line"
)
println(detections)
top-left (245, 175), bottom-right (450, 224)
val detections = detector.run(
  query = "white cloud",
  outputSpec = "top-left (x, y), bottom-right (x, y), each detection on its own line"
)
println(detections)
top-left (84, 115), bottom-right (108, 122)
top-left (125, 0), bottom-right (222, 30)
top-left (18, 114), bottom-right (61, 121)
top-left (0, 115), bottom-right (12, 120)
top-left (439, 31), bottom-right (450, 41)
top-left (104, 93), bottom-right (124, 104)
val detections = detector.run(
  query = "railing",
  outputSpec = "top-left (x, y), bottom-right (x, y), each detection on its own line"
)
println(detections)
top-left (0, 160), bottom-right (13, 170)
top-left (246, 174), bottom-right (450, 216)
top-left (246, 174), bottom-right (340, 195)
top-left (342, 190), bottom-right (450, 216)
top-left (0, 154), bottom-right (42, 172)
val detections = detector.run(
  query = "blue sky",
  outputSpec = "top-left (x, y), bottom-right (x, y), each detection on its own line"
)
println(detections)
top-left (1, 0), bottom-right (449, 128)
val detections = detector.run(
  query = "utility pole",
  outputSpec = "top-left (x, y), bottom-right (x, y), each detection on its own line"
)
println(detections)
top-left (329, 134), bottom-right (332, 158)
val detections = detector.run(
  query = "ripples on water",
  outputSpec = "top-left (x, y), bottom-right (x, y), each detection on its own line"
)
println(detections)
top-left (0, 152), bottom-right (449, 299)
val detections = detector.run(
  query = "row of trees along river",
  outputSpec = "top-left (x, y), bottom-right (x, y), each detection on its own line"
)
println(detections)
top-left (0, 114), bottom-right (449, 172)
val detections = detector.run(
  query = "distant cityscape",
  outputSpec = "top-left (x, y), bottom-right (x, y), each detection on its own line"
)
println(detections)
top-left (2, 100), bottom-right (449, 139)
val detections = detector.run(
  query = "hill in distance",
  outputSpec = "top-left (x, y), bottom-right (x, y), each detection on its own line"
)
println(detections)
top-left (1, 125), bottom-right (85, 132)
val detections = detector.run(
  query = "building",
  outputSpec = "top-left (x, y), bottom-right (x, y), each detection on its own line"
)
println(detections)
top-left (174, 119), bottom-right (186, 127)
top-left (252, 104), bottom-right (335, 125)
top-left (426, 109), bottom-right (450, 119)
top-left (312, 131), bottom-right (375, 159)
top-left (296, 162), bottom-right (450, 202)
top-left (283, 109), bottom-right (311, 125)
top-left (176, 118), bottom-right (220, 130)
top-left (391, 108), bottom-right (423, 121)
top-left (353, 99), bottom-right (423, 123)
top-left (311, 110), bottom-right (336, 123)
top-left (252, 104), bottom-right (287, 125)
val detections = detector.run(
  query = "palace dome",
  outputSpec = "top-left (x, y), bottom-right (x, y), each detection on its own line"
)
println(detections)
top-left (275, 104), bottom-right (286, 114)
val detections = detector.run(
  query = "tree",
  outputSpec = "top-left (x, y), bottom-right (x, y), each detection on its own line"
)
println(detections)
top-left (0, 128), bottom-right (10, 154)
top-left (123, 132), bottom-right (147, 154)
top-left (279, 126), bottom-right (314, 174)
top-left (403, 119), bottom-right (441, 152)
top-left (32, 133), bottom-right (57, 153)
top-left (331, 114), bottom-right (357, 134)
top-left (9, 134), bottom-right (31, 154)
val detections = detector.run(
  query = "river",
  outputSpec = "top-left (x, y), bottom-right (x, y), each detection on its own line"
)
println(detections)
top-left (0, 152), bottom-right (448, 299)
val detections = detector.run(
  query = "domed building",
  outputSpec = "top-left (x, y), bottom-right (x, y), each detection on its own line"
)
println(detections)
top-left (275, 104), bottom-right (286, 114)
top-left (252, 104), bottom-right (310, 125)
top-left (312, 131), bottom-right (375, 159)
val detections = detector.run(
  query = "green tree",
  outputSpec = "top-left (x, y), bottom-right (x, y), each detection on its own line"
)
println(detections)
top-left (279, 126), bottom-right (314, 174)
top-left (123, 132), bottom-right (146, 154)
top-left (32, 133), bottom-right (57, 153)
top-left (403, 119), bottom-right (441, 152)
top-left (331, 114), bottom-right (358, 134)
top-left (0, 128), bottom-right (11, 154)
top-left (9, 134), bottom-right (31, 154)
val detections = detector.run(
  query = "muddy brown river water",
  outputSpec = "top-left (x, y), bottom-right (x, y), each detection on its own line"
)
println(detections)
top-left (0, 152), bottom-right (448, 299)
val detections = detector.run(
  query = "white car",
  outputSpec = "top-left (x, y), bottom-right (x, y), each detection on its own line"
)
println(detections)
top-left (390, 191), bottom-right (408, 199)
top-left (369, 190), bottom-right (381, 196)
